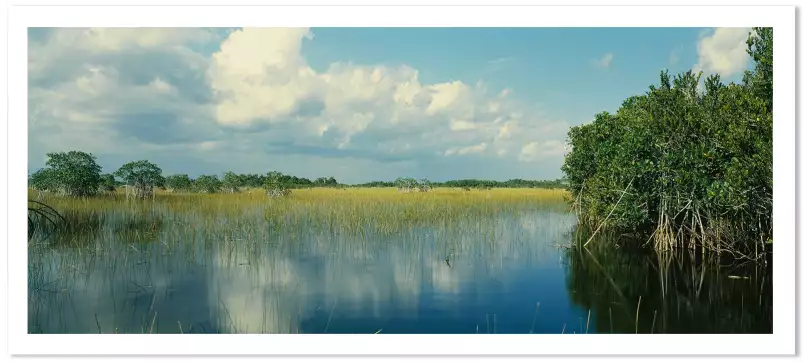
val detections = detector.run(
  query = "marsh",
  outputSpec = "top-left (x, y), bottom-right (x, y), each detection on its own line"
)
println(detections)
top-left (28, 188), bottom-right (771, 334)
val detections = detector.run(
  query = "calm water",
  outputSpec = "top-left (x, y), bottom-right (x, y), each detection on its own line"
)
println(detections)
top-left (28, 209), bottom-right (772, 334)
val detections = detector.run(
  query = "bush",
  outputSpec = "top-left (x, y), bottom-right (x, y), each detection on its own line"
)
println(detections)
top-left (562, 28), bottom-right (772, 255)
top-left (32, 151), bottom-right (103, 197)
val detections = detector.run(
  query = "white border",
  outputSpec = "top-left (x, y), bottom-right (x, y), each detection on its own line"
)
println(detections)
top-left (7, 4), bottom-right (795, 356)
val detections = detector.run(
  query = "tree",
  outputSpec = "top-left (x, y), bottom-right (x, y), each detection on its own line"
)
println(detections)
top-left (561, 28), bottom-right (772, 254)
top-left (395, 177), bottom-right (418, 193)
top-left (221, 171), bottom-right (243, 193)
top-left (114, 160), bottom-right (164, 199)
top-left (39, 151), bottom-right (103, 197)
top-left (99, 174), bottom-right (117, 193)
top-left (418, 178), bottom-right (432, 192)
top-left (194, 175), bottom-right (221, 194)
top-left (29, 168), bottom-right (57, 192)
top-left (264, 172), bottom-right (291, 198)
top-left (744, 27), bottom-right (773, 113)
top-left (164, 174), bottom-right (193, 192)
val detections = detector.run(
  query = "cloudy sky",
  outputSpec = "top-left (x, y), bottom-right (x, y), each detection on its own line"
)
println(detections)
top-left (27, 27), bottom-right (754, 184)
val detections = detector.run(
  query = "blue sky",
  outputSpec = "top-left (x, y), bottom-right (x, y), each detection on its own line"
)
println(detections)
top-left (27, 27), bottom-right (754, 184)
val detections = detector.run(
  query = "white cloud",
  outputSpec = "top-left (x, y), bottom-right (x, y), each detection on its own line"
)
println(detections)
top-left (208, 27), bottom-right (317, 126)
top-left (444, 142), bottom-right (487, 156)
top-left (149, 77), bottom-right (175, 93)
top-left (693, 27), bottom-right (751, 78)
top-left (592, 53), bottom-right (614, 68)
top-left (28, 27), bottom-right (569, 182)
top-left (486, 56), bottom-right (514, 73)
top-left (518, 140), bottom-right (566, 162)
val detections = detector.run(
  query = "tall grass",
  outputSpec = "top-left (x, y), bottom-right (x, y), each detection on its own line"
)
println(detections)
top-left (29, 187), bottom-right (569, 243)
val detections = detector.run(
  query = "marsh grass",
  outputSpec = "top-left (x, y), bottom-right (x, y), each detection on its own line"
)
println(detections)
top-left (28, 187), bottom-right (571, 334)
top-left (30, 187), bottom-right (568, 242)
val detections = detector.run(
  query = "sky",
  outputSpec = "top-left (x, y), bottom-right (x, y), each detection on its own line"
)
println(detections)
top-left (27, 27), bottom-right (755, 184)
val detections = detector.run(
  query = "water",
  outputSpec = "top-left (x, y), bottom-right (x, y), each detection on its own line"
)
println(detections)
top-left (28, 209), bottom-right (772, 334)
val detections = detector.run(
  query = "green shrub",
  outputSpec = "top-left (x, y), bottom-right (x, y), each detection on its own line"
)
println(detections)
top-left (562, 28), bottom-right (772, 255)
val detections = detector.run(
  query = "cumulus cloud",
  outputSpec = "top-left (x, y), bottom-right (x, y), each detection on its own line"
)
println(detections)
top-left (28, 27), bottom-right (569, 182)
top-left (693, 27), bottom-right (752, 78)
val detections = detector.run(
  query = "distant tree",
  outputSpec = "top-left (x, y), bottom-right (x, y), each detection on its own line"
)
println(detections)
top-left (264, 172), bottom-right (291, 198)
top-left (395, 177), bottom-right (419, 193)
top-left (114, 160), bottom-right (164, 199)
top-left (164, 174), bottom-right (193, 192)
top-left (194, 175), bottom-right (222, 194)
top-left (238, 173), bottom-right (264, 188)
top-left (37, 151), bottom-right (103, 197)
top-left (418, 178), bottom-right (432, 192)
top-left (221, 171), bottom-right (243, 193)
top-left (99, 173), bottom-right (117, 193)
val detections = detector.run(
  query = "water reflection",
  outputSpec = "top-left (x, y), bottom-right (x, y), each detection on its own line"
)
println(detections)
top-left (28, 210), bottom-right (770, 334)
top-left (564, 241), bottom-right (772, 334)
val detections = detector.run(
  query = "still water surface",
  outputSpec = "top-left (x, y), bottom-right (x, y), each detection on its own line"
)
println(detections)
top-left (28, 210), bottom-right (771, 334)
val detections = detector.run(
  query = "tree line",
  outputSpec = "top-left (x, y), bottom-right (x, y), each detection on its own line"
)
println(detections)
top-left (28, 153), bottom-right (343, 199)
top-left (561, 27), bottom-right (773, 255)
top-left (354, 178), bottom-right (566, 189)
top-left (28, 152), bottom-right (565, 199)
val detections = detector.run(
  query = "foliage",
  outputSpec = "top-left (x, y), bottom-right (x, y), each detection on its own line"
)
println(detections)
top-left (114, 160), bottom-right (165, 199)
top-left (395, 177), bottom-right (418, 192)
top-left (744, 27), bottom-right (773, 113)
top-left (193, 175), bottom-right (222, 194)
top-left (418, 178), bottom-right (432, 192)
top-left (264, 172), bottom-right (292, 198)
top-left (29, 168), bottom-right (58, 192)
top-left (561, 28), bottom-right (772, 255)
top-left (99, 174), bottom-right (117, 192)
top-left (313, 176), bottom-right (338, 186)
top-left (34, 151), bottom-right (103, 197)
top-left (221, 171), bottom-right (244, 193)
top-left (164, 174), bottom-right (193, 192)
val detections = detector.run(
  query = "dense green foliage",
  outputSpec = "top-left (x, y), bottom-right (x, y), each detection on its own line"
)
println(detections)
top-left (164, 174), bottom-right (193, 192)
top-left (30, 151), bottom-right (103, 197)
top-left (193, 175), bottom-right (222, 194)
top-left (562, 28), bottom-right (772, 254)
top-left (32, 157), bottom-right (564, 196)
top-left (114, 160), bottom-right (165, 199)
top-left (99, 174), bottom-right (118, 192)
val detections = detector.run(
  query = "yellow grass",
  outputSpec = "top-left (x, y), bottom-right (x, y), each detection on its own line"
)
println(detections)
top-left (29, 187), bottom-right (570, 240)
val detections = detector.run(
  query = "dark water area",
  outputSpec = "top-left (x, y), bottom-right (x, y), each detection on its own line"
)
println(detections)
top-left (28, 210), bottom-right (772, 334)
